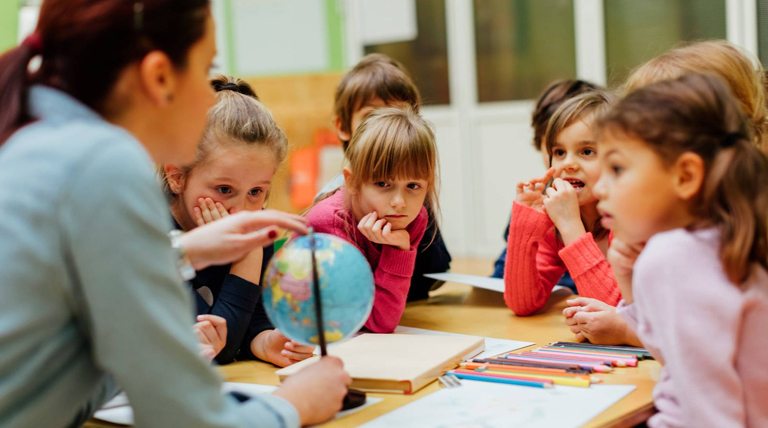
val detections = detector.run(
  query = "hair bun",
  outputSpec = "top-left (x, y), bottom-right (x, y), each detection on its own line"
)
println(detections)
top-left (211, 77), bottom-right (258, 99)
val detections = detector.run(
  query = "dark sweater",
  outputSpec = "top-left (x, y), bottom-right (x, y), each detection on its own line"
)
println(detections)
top-left (178, 219), bottom-right (275, 364)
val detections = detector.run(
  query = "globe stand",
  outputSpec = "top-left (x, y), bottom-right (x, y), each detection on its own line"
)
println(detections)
top-left (309, 228), bottom-right (367, 411)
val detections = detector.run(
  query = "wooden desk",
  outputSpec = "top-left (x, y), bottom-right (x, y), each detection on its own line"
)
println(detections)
top-left (223, 282), bottom-right (660, 428)
top-left (87, 262), bottom-right (659, 428)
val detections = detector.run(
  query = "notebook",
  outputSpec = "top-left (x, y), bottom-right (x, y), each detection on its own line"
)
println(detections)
top-left (276, 333), bottom-right (485, 394)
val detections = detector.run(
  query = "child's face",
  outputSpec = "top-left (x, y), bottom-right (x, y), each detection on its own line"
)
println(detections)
top-left (353, 176), bottom-right (429, 230)
top-left (181, 144), bottom-right (277, 219)
top-left (549, 119), bottom-right (601, 206)
top-left (594, 132), bottom-right (689, 244)
top-left (336, 97), bottom-right (410, 142)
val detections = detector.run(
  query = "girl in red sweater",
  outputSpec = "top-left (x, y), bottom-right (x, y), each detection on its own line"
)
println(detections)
top-left (504, 90), bottom-right (618, 316)
top-left (306, 107), bottom-right (439, 333)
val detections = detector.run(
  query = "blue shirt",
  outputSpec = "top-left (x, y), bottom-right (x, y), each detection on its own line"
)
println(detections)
top-left (0, 86), bottom-right (299, 428)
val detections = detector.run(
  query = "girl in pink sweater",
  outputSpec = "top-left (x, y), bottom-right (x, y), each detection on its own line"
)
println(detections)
top-left (596, 74), bottom-right (768, 428)
top-left (305, 108), bottom-right (438, 333)
top-left (505, 90), bottom-right (619, 316)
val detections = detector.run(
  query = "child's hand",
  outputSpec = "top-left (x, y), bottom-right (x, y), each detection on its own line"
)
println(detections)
top-left (193, 197), bottom-right (229, 226)
top-left (252, 329), bottom-right (315, 368)
top-left (562, 297), bottom-right (643, 346)
top-left (193, 314), bottom-right (227, 359)
top-left (515, 167), bottom-right (557, 212)
top-left (606, 239), bottom-right (644, 304)
top-left (543, 178), bottom-right (585, 244)
top-left (357, 211), bottom-right (410, 250)
top-left (272, 356), bottom-right (351, 426)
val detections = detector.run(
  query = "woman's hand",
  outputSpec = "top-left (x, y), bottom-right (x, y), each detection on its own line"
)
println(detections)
top-left (251, 329), bottom-right (315, 367)
top-left (179, 210), bottom-right (308, 270)
top-left (193, 197), bottom-right (229, 226)
top-left (606, 238), bottom-right (644, 304)
top-left (543, 178), bottom-right (585, 244)
top-left (194, 314), bottom-right (227, 361)
top-left (272, 356), bottom-right (351, 426)
top-left (515, 167), bottom-right (557, 213)
top-left (357, 211), bottom-right (410, 250)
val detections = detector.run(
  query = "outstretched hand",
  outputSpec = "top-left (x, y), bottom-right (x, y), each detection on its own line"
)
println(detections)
top-left (180, 210), bottom-right (308, 270)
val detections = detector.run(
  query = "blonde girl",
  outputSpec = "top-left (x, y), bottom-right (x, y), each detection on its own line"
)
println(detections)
top-left (306, 107), bottom-right (439, 333)
top-left (163, 75), bottom-right (314, 367)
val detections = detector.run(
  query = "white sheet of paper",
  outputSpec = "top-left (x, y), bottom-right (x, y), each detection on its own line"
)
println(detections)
top-left (425, 273), bottom-right (506, 292)
top-left (393, 326), bottom-right (533, 360)
top-left (425, 273), bottom-right (574, 295)
top-left (359, 380), bottom-right (636, 428)
top-left (93, 382), bottom-right (382, 426)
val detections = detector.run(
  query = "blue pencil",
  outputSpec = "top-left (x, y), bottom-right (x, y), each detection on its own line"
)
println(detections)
top-left (447, 370), bottom-right (552, 389)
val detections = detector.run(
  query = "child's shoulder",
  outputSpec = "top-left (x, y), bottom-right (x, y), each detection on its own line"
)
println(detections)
top-left (635, 228), bottom-right (720, 284)
top-left (644, 227), bottom-right (718, 259)
top-left (305, 190), bottom-right (353, 232)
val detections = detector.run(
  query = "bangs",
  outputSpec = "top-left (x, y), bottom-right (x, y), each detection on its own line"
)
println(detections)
top-left (348, 108), bottom-right (436, 185)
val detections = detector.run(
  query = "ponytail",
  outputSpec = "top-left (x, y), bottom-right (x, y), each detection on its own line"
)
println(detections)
top-left (0, 0), bottom-right (210, 146)
top-left (702, 137), bottom-right (768, 283)
top-left (0, 36), bottom-right (41, 144)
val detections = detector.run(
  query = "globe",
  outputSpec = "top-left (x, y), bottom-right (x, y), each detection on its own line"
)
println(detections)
top-left (262, 233), bottom-right (375, 346)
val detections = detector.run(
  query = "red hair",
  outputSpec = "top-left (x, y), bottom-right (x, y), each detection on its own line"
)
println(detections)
top-left (0, 0), bottom-right (210, 144)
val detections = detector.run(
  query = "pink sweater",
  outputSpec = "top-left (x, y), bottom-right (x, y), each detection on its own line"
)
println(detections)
top-left (504, 202), bottom-right (621, 316)
top-left (305, 190), bottom-right (428, 333)
top-left (618, 228), bottom-right (768, 428)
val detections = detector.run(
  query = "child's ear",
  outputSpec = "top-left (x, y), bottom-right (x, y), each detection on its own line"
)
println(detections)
top-left (342, 167), bottom-right (356, 195)
top-left (334, 116), bottom-right (351, 144)
top-left (164, 164), bottom-right (185, 194)
top-left (672, 152), bottom-right (705, 201)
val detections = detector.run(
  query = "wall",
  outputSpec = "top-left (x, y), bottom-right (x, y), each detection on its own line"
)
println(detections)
top-left (0, 1), bottom-right (20, 52)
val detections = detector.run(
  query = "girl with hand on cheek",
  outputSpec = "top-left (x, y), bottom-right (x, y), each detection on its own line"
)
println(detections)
top-left (163, 75), bottom-right (313, 367)
top-left (307, 108), bottom-right (439, 333)
top-left (504, 90), bottom-right (620, 316)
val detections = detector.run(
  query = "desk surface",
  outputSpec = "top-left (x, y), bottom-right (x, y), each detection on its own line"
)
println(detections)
top-left (86, 260), bottom-right (659, 428)
top-left (222, 283), bottom-right (659, 428)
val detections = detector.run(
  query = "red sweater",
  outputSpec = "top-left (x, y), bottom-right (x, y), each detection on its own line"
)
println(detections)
top-left (305, 190), bottom-right (428, 333)
top-left (503, 202), bottom-right (621, 316)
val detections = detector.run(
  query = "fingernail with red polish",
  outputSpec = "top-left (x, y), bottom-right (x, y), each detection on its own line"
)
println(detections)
top-left (268, 230), bottom-right (277, 239)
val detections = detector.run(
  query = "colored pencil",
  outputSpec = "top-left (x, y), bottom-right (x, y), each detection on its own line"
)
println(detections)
top-left (529, 350), bottom-right (638, 367)
top-left (473, 358), bottom-right (589, 373)
top-left (461, 362), bottom-right (586, 377)
top-left (448, 370), bottom-right (552, 388)
top-left (538, 346), bottom-right (641, 360)
top-left (475, 369), bottom-right (591, 388)
top-left (489, 356), bottom-right (588, 371)
top-left (549, 342), bottom-right (653, 359)
top-left (502, 355), bottom-right (613, 373)
top-left (518, 351), bottom-right (621, 367)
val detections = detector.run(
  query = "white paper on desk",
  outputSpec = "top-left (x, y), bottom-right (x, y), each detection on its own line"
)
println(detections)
top-left (360, 380), bottom-right (635, 428)
top-left (394, 326), bottom-right (533, 360)
top-left (425, 273), bottom-right (574, 295)
top-left (93, 382), bottom-right (382, 426)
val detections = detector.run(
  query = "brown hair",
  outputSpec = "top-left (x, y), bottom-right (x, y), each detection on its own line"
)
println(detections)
top-left (531, 79), bottom-right (602, 151)
top-left (0, 0), bottom-right (210, 144)
top-left (601, 74), bottom-right (768, 284)
top-left (334, 53), bottom-right (421, 149)
top-left (162, 75), bottom-right (288, 200)
top-left (545, 89), bottom-right (616, 241)
top-left (624, 40), bottom-right (768, 152)
top-left (344, 107), bottom-right (440, 243)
